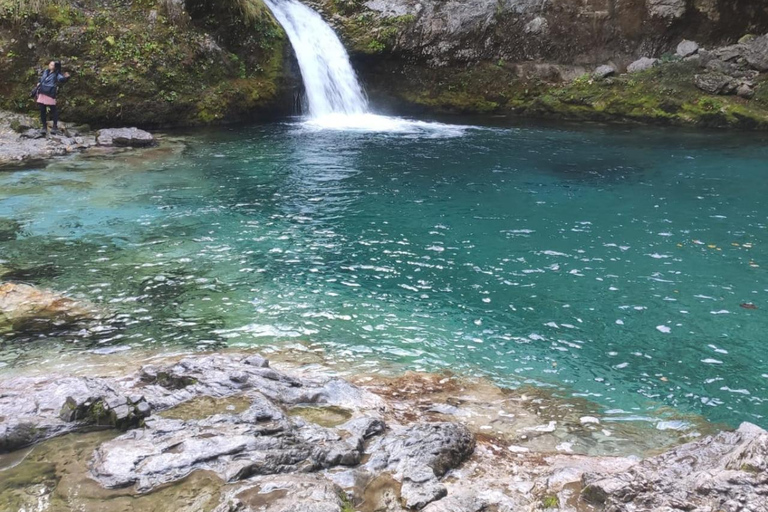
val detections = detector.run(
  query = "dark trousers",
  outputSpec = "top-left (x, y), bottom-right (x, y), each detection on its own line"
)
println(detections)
top-left (39, 103), bottom-right (58, 130)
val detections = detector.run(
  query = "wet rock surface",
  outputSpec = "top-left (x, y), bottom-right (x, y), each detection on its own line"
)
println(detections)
top-left (0, 110), bottom-right (158, 169)
top-left (0, 352), bottom-right (766, 511)
top-left (96, 128), bottom-right (155, 147)
top-left (582, 422), bottom-right (768, 512)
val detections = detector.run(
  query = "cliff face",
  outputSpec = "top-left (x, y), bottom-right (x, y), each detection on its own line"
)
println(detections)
top-left (311, 0), bottom-right (768, 128)
top-left (323, 0), bottom-right (768, 69)
top-left (2, 0), bottom-right (768, 128)
top-left (0, 0), bottom-right (298, 127)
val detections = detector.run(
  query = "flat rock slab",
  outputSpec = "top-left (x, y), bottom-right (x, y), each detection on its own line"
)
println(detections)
top-left (582, 422), bottom-right (768, 511)
top-left (213, 474), bottom-right (347, 512)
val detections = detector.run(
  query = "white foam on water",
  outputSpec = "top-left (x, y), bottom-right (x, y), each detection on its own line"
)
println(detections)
top-left (265, 0), bottom-right (471, 135)
top-left (300, 113), bottom-right (470, 137)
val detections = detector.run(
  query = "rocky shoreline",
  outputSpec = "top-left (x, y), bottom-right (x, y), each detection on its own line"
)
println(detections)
top-left (0, 110), bottom-right (157, 169)
top-left (0, 351), bottom-right (765, 512)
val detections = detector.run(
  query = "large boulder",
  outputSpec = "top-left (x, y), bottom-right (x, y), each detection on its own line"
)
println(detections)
top-left (676, 39), bottom-right (699, 58)
top-left (581, 422), bottom-right (768, 511)
top-left (0, 282), bottom-right (96, 334)
top-left (0, 375), bottom-right (150, 452)
top-left (627, 57), bottom-right (658, 73)
top-left (364, 422), bottom-right (476, 509)
top-left (694, 73), bottom-right (740, 95)
top-left (96, 127), bottom-right (155, 147)
top-left (593, 64), bottom-right (616, 79)
top-left (744, 34), bottom-right (768, 72)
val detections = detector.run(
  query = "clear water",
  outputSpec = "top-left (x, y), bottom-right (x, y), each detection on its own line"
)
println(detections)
top-left (1, 119), bottom-right (767, 430)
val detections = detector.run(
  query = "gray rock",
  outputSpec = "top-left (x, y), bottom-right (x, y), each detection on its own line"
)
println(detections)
top-left (421, 492), bottom-right (489, 512)
top-left (0, 375), bottom-right (140, 452)
top-left (581, 422), bottom-right (768, 512)
top-left (744, 34), bottom-right (768, 71)
top-left (694, 73), bottom-right (739, 95)
top-left (676, 39), bottom-right (699, 58)
top-left (524, 16), bottom-right (548, 35)
top-left (627, 57), bottom-right (658, 73)
top-left (243, 354), bottom-right (270, 367)
top-left (646, 0), bottom-right (686, 19)
top-left (20, 128), bottom-right (45, 139)
top-left (213, 474), bottom-right (346, 512)
top-left (365, 422), bottom-right (475, 509)
top-left (593, 65), bottom-right (616, 79)
top-left (402, 479), bottom-right (447, 509)
top-left (90, 394), bottom-right (370, 491)
top-left (737, 84), bottom-right (755, 99)
top-left (96, 127), bottom-right (155, 147)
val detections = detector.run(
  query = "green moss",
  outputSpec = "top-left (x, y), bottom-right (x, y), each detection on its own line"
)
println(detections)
top-left (338, 491), bottom-right (355, 512)
top-left (541, 495), bottom-right (559, 508)
top-left (376, 60), bottom-right (768, 129)
top-left (0, 0), bottom-right (289, 127)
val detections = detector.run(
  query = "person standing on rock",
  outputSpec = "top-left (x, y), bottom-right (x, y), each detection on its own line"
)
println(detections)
top-left (35, 61), bottom-right (70, 135)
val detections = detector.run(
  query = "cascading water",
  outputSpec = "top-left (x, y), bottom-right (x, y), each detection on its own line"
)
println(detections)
top-left (265, 0), bottom-right (467, 134)
top-left (263, 0), bottom-right (368, 118)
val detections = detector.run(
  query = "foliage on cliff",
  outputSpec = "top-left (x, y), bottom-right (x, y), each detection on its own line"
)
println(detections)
top-left (365, 60), bottom-right (768, 130)
top-left (0, 0), bottom-right (290, 127)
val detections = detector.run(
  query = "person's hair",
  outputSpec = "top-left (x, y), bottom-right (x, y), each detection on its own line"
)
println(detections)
top-left (53, 61), bottom-right (61, 74)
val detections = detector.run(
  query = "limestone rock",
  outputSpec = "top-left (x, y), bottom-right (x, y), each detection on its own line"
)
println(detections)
top-left (0, 282), bottom-right (95, 335)
top-left (627, 57), bottom-right (658, 73)
top-left (737, 83), bottom-right (755, 99)
top-left (676, 39), bottom-right (699, 58)
top-left (744, 34), bottom-right (768, 72)
top-left (213, 474), bottom-right (347, 512)
top-left (524, 16), bottom-right (548, 35)
top-left (694, 73), bottom-right (739, 94)
top-left (646, 0), bottom-right (686, 19)
top-left (365, 422), bottom-right (475, 509)
top-left (581, 422), bottom-right (768, 511)
top-left (0, 376), bottom-right (143, 452)
top-left (97, 127), bottom-right (155, 147)
top-left (593, 65), bottom-right (616, 79)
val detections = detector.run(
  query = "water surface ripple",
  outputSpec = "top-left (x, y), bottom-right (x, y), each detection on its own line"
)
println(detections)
top-left (1, 120), bottom-right (767, 428)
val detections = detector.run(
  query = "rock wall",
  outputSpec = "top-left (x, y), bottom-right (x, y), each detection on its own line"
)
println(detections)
top-left (323, 0), bottom-right (768, 69)
top-left (303, 0), bottom-right (768, 128)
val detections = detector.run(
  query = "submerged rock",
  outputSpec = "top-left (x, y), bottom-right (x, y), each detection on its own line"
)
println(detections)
top-left (0, 282), bottom-right (96, 335)
top-left (0, 218), bottom-right (22, 242)
top-left (582, 422), bottom-right (768, 511)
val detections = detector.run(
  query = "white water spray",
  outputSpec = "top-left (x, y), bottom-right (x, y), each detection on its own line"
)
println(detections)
top-left (265, 0), bottom-right (469, 135)
top-left (263, 0), bottom-right (368, 118)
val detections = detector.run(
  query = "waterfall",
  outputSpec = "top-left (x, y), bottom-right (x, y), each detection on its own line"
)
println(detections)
top-left (264, 0), bottom-right (369, 118)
